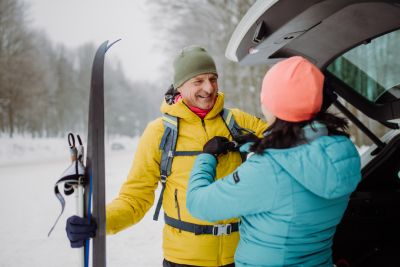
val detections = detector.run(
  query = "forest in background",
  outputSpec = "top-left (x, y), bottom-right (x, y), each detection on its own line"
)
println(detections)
top-left (0, 0), bottom-right (161, 138)
top-left (0, 0), bottom-right (263, 139)
top-left (149, 0), bottom-right (267, 115)
top-left (0, 0), bottom-right (392, 146)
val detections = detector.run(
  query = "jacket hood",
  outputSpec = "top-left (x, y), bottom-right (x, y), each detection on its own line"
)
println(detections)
top-left (265, 124), bottom-right (361, 199)
top-left (160, 92), bottom-right (225, 121)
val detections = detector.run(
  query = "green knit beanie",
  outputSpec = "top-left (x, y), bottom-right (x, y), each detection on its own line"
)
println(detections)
top-left (173, 46), bottom-right (218, 88)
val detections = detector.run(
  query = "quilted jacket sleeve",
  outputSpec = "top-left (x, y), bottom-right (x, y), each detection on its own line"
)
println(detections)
top-left (187, 153), bottom-right (278, 222)
top-left (106, 119), bottom-right (163, 234)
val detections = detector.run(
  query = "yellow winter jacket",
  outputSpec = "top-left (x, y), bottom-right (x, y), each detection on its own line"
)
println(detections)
top-left (106, 92), bottom-right (267, 266)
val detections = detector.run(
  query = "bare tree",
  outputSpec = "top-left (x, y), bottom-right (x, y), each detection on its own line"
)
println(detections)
top-left (0, 0), bottom-right (160, 137)
top-left (148, 0), bottom-right (267, 116)
top-left (0, 0), bottom-right (46, 136)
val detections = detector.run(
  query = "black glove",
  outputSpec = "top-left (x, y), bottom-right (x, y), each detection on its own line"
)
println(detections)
top-left (226, 133), bottom-right (259, 152)
top-left (66, 215), bottom-right (97, 248)
top-left (203, 136), bottom-right (231, 156)
top-left (235, 133), bottom-right (259, 145)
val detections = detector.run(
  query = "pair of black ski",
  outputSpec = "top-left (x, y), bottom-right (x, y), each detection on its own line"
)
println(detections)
top-left (50, 40), bottom-right (119, 267)
top-left (86, 39), bottom-right (122, 267)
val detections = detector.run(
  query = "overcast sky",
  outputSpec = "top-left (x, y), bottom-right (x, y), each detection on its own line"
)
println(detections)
top-left (26, 0), bottom-right (166, 83)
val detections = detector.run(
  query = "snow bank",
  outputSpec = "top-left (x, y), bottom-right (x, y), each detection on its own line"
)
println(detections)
top-left (0, 135), bottom-right (66, 166)
top-left (0, 134), bottom-right (163, 267)
top-left (0, 135), bottom-right (139, 166)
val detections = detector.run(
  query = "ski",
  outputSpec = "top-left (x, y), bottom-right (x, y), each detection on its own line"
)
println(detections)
top-left (85, 39), bottom-right (120, 267)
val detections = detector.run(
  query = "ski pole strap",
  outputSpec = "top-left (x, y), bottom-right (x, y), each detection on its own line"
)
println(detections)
top-left (48, 175), bottom-right (84, 236)
top-left (164, 213), bottom-right (239, 236)
top-left (48, 133), bottom-right (86, 237)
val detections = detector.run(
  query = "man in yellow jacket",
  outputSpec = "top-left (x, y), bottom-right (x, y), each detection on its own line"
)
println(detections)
top-left (67, 45), bottom-right (267, 266)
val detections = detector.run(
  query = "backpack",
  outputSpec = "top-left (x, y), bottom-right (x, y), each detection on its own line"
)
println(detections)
top-left (153, 108), bottom-right (249, 220)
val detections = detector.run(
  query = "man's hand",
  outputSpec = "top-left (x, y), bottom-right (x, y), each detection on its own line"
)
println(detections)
top-left (203, 136), bottom-right (231, 156)
top-left (66, 215), bottom-right (97, 248)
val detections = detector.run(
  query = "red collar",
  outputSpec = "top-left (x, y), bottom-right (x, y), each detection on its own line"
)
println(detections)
top-left (174, 94), bottom-right (212, 119)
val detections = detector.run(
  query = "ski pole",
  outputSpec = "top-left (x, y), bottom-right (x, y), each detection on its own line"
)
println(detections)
top-left (74, 177), bottom-right (85, 267)
top-left (76, 135), bottom-right (85, 267)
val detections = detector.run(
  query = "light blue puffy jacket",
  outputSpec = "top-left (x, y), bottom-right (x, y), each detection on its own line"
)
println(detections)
top-left (187, 125), bottom-right (361, 267)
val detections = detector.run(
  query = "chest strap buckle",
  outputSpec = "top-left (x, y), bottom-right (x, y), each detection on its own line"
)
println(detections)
top-left (212, 224), bottom-right (232, 236)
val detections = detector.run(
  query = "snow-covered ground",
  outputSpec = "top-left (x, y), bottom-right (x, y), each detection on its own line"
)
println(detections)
top-left (0, 135), bottom-right (370, 267)
top-left (0, 135), bottom-right (163, 267)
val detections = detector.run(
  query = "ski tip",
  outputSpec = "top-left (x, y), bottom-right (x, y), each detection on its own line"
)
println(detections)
top-left (106, 39), bottom-right (122, 51)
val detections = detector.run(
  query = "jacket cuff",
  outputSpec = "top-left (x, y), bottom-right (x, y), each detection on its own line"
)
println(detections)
top-left (198, 153), bottom-right (218, 165)
top-left (239, 142), bottom-right (254, 153)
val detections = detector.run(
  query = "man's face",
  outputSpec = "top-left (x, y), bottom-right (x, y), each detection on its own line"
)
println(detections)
top-left (177, 73), bottom-right (218, 110)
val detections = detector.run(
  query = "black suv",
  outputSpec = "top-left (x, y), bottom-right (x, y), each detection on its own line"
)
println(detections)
top-left (226, 1), bottom-right (400, 266)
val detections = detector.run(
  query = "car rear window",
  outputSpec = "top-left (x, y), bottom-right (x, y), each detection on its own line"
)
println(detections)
top-left (327, 29), bottom-right (400, 104)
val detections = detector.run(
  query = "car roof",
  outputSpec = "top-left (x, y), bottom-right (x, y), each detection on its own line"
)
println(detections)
top-left (226, 0), bottom-right (400, 122)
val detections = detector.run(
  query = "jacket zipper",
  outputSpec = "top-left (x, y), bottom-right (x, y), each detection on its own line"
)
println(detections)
top-left (201, 119), bottom-right (209, 140)
top-left (174, 189), bottom-right (182, 233)
top-left (203, 118), bottom-right (223, 265)
top-left (202, 118), bottom-right (222, 264)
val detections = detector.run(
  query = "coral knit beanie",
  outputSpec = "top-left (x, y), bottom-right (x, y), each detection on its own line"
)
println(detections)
top-left (260, 56), bottom-right (324, 122)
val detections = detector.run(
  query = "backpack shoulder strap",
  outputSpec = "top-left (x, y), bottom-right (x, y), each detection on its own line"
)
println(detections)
top-left (221, 108), bottom-right (246, 139)
top-left (153, 113), bottom-right (178, 221)
top-left (221, 108), bottom-right (257, 162)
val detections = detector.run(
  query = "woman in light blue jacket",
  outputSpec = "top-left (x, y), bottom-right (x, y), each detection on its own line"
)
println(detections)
top-left (187, 56), bottom-right (361, 267)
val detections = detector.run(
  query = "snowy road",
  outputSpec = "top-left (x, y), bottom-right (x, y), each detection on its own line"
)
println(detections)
top-left (0, 137), bottom-right (163, 267)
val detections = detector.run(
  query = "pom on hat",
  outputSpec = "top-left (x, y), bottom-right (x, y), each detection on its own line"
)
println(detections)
top-left (260, 56), bottom-right (324, 122)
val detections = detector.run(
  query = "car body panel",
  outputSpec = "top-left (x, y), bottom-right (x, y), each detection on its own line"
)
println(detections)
top-left (227, 1), bottom-right (400, 266)
top-left (227, 0), bottom-right (400, 68)
top-left (226, 0), bottom-right (400, 122)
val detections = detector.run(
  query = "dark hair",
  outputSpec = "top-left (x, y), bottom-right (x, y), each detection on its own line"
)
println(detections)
top-left (250, 111), bottom-right (349, 154)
